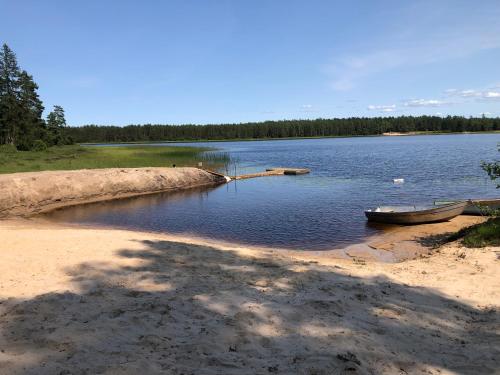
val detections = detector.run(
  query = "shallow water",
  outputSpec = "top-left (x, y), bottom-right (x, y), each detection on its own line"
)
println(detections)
top-left (48, 134), bottom-right (500, 250)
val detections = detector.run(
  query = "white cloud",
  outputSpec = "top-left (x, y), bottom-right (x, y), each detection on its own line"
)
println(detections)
top-left (367, 104), bottom-right (396, 112)
top-left (480, 112), bottom-right (492, 116)
top-left (324, 3), bottom-right (500, 90)
top-left (483, 91), bottom-right (500, 99)
top-left (445, 87), bottom-right (500, 100)
top-left (444, 88), bottom-right (479, 98)
top-left (299, 104), bottom-right (318, 113)
top-left (325, 51), bottom-right (406, 91)
top-left (404, 99), bottom-right (448, 107)
top-left (458, 89), bottom-right (479, 97)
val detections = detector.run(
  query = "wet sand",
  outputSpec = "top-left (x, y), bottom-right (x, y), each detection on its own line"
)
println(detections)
top-left (0, 218), bottom-right (498, 374)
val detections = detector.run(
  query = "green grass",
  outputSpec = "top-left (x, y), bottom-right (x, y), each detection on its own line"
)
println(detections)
top-left (438, 217), bottom-right (500, 248)
top-left (0, 145), bottom-right (230, 174)
top-left (419, 216), bottom-right (500, 249)
top-left (461, 217), bottom-right (500, 248)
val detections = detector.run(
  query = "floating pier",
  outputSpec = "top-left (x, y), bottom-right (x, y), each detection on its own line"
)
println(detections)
top-left (200, 167), bottom-right (310, 181)
top-left (232, 168), bottom-right (310, 180)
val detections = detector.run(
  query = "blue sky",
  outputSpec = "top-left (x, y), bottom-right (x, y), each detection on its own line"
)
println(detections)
top-left (1, 0), bottom-right (499, 125)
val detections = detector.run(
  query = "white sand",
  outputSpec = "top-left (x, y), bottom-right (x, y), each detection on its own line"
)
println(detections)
top-left (0, 218), bottom-right (498, 374)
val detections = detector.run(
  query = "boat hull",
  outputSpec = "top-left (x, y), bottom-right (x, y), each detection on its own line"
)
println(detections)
top-left (434, 199), bottom-right (500, 215)
top-left (365, 202), bottom-right (467, 225)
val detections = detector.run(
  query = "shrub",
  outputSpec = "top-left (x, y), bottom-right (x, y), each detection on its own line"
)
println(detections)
top-left (0, 144), bottom-right (18, 153)
top-left (31, 139), bottom-right (48, 151)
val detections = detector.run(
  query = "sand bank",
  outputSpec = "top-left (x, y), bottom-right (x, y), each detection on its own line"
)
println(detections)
top-left (382, 132), bottom-right (419, 136)
top-left (0, 167), bottom-right (225, 217)
top-left (0, 219), bottom-right (498, 374)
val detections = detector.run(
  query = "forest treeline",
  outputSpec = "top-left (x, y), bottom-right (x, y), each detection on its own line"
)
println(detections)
top-left (67, 116), bottom-right (500, 143)
top-left (2, 43), bottom-right (499, 148)
top-left (0, 43), bottom-right (69, 151)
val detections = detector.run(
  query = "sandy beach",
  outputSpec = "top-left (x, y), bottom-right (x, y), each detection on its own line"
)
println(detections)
top-left (2, 3), bottom-right (500, 373)
top-left (0, 217), bottom-right (498, 375)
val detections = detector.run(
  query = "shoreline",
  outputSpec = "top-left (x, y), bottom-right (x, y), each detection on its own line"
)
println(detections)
top-left (0, 167), bottom-right (226, 217)
top-left (0, 168), bottom-right (498, 373)
top-left (0, 217), bottom-right (498, 373)
top-left (37, 214), bottom-right (486, 263)
top-left (0, 167), bottom-right (488, 262)
top-left (79, 130), bottom-right (500, 145)
top-left (1, 214), bottom-right (492, 268)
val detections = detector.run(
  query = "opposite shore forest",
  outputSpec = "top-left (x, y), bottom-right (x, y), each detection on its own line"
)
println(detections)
top-left (1, 43), bottom-right (499, 150)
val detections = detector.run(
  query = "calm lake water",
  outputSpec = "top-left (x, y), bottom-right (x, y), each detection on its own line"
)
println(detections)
top-left (48, 134), bottom-right (500, 250)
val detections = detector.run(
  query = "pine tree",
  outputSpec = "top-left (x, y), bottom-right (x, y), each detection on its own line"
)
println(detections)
top-left (0, 43), bottom-right (21, 145)
top-left (0, 43), bottom-right (46, 149)
top-left (16, 70), bottom-right (45, 150)
top-left (46, 105), bottom-right (67, 145)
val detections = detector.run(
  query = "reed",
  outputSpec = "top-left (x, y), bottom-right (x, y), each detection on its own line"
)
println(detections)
top-left (0, 145), bottom-right (231, 174)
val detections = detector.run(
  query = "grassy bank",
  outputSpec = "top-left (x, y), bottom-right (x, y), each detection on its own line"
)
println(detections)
top-left (434, 217), bottom-right (500, 248)
top-left (0, 145), bottom-right (229, 174)
top-left (461, 217), bottom-right (500, 247)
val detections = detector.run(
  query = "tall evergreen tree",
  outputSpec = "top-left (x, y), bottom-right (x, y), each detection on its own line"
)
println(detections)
top-left (0, 43), bottom-right (21, 145)
top-left (46, 105), bottom-right (67, 145)
top-left (0, 43), bottom-right (46, 149)
top-left (16, 70), bottom-right (45, 149)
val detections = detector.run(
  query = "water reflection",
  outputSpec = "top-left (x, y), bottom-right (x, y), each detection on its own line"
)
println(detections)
top-left (48, 134), bottom-right (500, 250)
top-left (48, 186), bottom-right (219, 223)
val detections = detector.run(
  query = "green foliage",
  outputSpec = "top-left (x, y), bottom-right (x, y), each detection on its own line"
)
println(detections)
top-left (461, 218), bottom-right (500, 248)
top-left (474, 204), bottom-right (500, 217)
top-left (47, 105), bottom-right (66, 131)
top-left (46, 105), bottom-right (70, 146)
top-left (66, 116), bottom-right (500, 143)
top-left (442, 217), bottom-right (500, 248)
top-left (0, 43), bottom-right (69, 150)
top-left (31, 139), bottom-right (48, 151)
top-left (0, 143), bottom-right (17, 153)
top-left (0, 145), bottom-right (229, 174)
top-left (0, 43), bottom-right (22, 146)
top-left (481, 146), bottom-right (499, 188)
top-left (445, 147), bottom-right (500, 248)
top-left (16, 70), bottom-right (45, 150)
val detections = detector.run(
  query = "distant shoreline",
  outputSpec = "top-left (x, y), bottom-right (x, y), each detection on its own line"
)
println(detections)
top-left (382, 132), bottom-right (419, 136)
top-left (80, 130), bottom-right (500, 145)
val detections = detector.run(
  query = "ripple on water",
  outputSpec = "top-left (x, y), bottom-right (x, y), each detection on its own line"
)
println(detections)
top-left (47, 134), bottom-right (500, 250)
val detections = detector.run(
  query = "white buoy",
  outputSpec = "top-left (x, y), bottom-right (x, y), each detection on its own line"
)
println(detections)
top-left (393, 178), bottom-right (405, 184)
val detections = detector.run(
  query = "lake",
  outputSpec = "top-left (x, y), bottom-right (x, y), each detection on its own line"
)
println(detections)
top-left (47, 134), bottom-right (500, 250)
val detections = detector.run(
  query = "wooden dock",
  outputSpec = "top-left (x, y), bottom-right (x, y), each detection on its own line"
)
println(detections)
top-left (200, 167), bottom-right (310, 181)
top-left (233, 168), bottom-right (310, 180)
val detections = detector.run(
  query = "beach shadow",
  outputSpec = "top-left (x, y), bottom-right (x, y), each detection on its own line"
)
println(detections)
top-left (0, 239), bottom-right (498, 374)
top-left (415, 232), bottom-right (457, 248)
